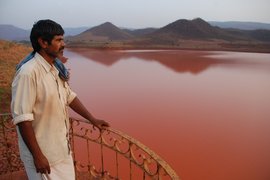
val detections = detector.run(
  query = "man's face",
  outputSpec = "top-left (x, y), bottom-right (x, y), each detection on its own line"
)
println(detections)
top-left (45, 35), bottom-right (65, 58)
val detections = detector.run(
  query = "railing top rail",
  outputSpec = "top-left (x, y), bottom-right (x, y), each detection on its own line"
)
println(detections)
top-left (0, 113), bottom-right (12, 116)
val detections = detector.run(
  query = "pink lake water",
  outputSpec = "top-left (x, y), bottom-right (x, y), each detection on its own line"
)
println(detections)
top-left (65, 48), bottom-right (270, 180)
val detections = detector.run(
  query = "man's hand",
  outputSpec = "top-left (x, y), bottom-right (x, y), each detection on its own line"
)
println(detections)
top-left (34, 154), bottom-right (51, 174)
top-left (92, 118), bottom-right (110, 130)
top-left (18, 121), bottom-right (51, 174)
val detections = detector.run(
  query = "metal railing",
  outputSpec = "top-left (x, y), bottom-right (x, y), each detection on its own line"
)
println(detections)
top-left (0, 114), bottom-right (180, 179)
top-left (0, 113), bottom-right (26, 180)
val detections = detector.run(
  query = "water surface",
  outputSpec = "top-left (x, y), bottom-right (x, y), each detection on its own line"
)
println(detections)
top-left (65, 49), bottom-right (270, 180)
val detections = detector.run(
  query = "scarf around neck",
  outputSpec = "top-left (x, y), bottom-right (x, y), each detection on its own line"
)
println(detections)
top-left (16, 51), bottom-right (69, 81)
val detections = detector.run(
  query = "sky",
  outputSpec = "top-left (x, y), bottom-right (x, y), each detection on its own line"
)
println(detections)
top-left (0, 0), bottom-right (269, 29)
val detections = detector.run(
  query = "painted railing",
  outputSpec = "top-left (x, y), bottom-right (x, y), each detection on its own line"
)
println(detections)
top-left (0, 114), bottom-right (180, 179)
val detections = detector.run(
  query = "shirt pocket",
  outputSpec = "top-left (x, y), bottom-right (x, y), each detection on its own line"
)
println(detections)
top-left (36, 73), bottom-right (59, 103)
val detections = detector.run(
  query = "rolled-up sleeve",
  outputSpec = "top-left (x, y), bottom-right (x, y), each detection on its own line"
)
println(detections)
top-left (11, 72), bottom-right (36, 125)
top-left (65, 82), bottom-right (77, 105)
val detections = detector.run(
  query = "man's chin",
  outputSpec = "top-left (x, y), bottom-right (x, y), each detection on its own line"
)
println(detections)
top-left (58, 55), bottom-right (68, 63)
top-left (56, 51), bottom-right (64, 58)
top-left (59, 51), bottom-right (64, 56)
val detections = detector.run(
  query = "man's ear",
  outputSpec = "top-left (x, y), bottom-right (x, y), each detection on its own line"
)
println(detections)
top-left (38, 37), bottom-right (48, 49)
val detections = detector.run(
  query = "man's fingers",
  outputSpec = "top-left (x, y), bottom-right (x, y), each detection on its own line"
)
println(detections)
top-left (101, 120), bottom-right (110, 127)
top-left (47, 166), bottom-right (51, 174)
top-left (36, 166), bottom-right (51, 174)
top-left (102, 123), bottom-right (109, 127)
top-left (37, 168), bottom-right (45, 173)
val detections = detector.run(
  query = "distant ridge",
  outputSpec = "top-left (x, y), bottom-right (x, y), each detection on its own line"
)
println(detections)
top-left (1, 19), bottom-right (270, 41)
top-left (209, 21), bottom-right (270, 30)
top-left (0, 25), bottom-right (29, 41)
top-left (1, 18), bottom-right (270, 52)
top-left (64, 27), bottom-right (90, 36)
top-left (0, 25), bottom-right (90, 41)
top-left (65, 18), bottom-right (270, 52)
top-left (123, 28), bottom-right (157, 37)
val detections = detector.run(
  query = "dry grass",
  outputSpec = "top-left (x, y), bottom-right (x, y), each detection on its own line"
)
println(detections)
top-left (0, 40), bottom-right (32, 113)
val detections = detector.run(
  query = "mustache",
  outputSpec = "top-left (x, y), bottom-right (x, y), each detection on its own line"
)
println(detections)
top-left (59, 47), bottom-right (65, 51)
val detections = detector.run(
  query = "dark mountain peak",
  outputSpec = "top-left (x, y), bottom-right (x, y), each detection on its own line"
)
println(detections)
top-left (71, 22), bottom-right (133, 41)
top-left (84, 22), bottom-right (118, 33)
top-left (192, 18), bottom-right (207, 23)
top-left (90, 22), bottom-right (132, 40)
top-left (154, 18), bottom-right (223, 39)
top-left (97, 22), bottom-right (117, 29)
top-left (191, 18), bottom-right (211, 27)
top-left (101, 22), bottom-right (114, 25)
top-left (167, 19), bottom-right (189, 27)
top-left (165, 18), bottom-right (212, 31)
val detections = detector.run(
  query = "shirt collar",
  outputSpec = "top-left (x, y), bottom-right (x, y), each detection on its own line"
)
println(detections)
top-left (35, 53), bottom-right (59, 75)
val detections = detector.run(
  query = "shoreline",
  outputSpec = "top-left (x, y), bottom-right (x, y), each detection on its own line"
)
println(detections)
top-left (68, 46), bottom-right (270, 54)
top-left (66, 42), bottom-right (270, 54)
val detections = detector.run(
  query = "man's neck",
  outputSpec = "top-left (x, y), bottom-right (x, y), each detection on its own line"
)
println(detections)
top-left (38, 50), bottom-right (55, 65)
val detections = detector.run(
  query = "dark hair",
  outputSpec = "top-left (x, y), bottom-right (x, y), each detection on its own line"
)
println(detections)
top-left (30, 19), bottom-right (64, 52)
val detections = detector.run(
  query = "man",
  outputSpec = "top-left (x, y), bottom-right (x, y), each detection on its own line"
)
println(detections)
top-left (11, 19), bottom-right (109, 180)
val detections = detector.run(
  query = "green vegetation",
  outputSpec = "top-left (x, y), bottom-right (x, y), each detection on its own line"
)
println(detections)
top-left (0, 40), bottom-right (31, 113)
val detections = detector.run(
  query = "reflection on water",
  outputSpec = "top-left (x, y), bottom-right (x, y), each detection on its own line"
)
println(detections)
top-left (65, 49), bottom-right (270, 180)
top-left (68, 49), bottom-right (270, 74)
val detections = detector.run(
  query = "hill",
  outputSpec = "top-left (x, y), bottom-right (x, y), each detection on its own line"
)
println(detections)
top-left (0, 25), bottom-right (29, 41)
top-left (146, 18), bottom-right (265, 42)
top-left (155, 18), bottom-right (217, 38)
top-left (69, 22), bottom-right (133, 42)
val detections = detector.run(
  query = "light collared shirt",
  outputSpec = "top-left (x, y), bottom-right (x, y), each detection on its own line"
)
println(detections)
top-left (11, 52), bottom-right (76, 166)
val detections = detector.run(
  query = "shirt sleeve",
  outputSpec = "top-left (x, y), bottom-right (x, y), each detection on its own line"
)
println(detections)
top-left (11, 72), bottom-right (36, 125)
top-left (64, 82), bottom-right (77, 105)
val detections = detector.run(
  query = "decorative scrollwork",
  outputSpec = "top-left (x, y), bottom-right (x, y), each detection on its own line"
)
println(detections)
top-left (0, 114), bottom-right (24, 175)
top-left (70, 118), bottom-right (180, 179)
